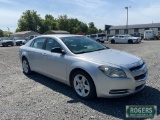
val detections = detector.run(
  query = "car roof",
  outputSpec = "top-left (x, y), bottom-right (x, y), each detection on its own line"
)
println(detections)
top-left (40, 34), bottom-right (83, 38)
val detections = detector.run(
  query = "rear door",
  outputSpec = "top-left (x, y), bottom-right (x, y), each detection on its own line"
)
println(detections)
top-left (27, 37), bottom-right (46, 73)
top-left (118, 36), bottom-right (125, 43)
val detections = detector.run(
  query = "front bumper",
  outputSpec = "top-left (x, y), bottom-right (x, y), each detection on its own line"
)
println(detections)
top-left (93, 62), bottom-right (148, 98)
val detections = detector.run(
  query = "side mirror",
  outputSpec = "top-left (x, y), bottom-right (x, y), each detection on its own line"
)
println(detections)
top-left (51, 47), bottom-right (65, 55)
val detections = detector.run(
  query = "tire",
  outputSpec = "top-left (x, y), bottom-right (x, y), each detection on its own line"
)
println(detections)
top-left (101, 41), bottom-right (104, 43)
top-left (111, 39), bottom-right (115, 44)
top-left (16, 43), bottom-right (20, 46)
top-left (11, 43), bottom-right (14, 46)
top-left (22, 58), bottom-right (32, 75)
top-left (71, 71), bottom-right (96, 99)
top-left (96, 39), bottom-right (100, 43)
top-left (2, 43), bottom-right (7, 47)
top-left (128, 39), bottom-right (133, 44)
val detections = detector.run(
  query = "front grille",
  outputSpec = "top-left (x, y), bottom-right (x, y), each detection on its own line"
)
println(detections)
top-left (109, 89), bottom-right (128, 94)
top-left (129, 62), bottom-right (144, 71)
top-left (134, 72), bottom-right (146, 80)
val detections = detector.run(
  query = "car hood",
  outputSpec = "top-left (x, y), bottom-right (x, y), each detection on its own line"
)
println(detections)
top-left (15, 40), bottom-right (25, 42)
top-left (77, 49), bottom-right (141, 66)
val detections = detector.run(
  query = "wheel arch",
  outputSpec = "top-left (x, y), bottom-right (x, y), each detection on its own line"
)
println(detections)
top-left (69, 68), bottom-right (96, 88)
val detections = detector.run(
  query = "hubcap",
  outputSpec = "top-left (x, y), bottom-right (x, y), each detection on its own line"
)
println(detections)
top-left (73, 74), bottom-right (90, 97)
top-left (22, 60), bottom-right (29, 73)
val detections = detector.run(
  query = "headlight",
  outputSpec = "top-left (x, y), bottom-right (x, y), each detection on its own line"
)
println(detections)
top-left (98, 66), bottom-right (127, 78)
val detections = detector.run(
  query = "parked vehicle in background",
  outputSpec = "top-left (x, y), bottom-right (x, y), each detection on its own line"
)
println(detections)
top-left (86, 35), bottom-right (90, 37)
top-left (144, 30), bottom-right (154, 40)
top-left (20, 34), bottom-right (148, 99)
top-left (24, 35), bottom-right (39, 44)
top-left (155, 31), bottom-right (160, 40)
top-left (0, 37), bottom-right (14, 47)
top-left (127, 34), bottom-right (142, 42)
top-left (90, 33), bottom-right (107, 43)
top-left (108, 35), bottom-right (140, 44)
top-left (11, 37), bottom-right (26, 46)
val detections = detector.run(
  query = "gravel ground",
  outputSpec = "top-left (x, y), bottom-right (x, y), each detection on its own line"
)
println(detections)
top-left (0, 41), bottom-right (160, 120)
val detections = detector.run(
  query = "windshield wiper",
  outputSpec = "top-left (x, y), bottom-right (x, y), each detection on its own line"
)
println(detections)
top-left (76, 51), bottom-right (89, 54)
top-left (92, 48), bottom-right (107, 52)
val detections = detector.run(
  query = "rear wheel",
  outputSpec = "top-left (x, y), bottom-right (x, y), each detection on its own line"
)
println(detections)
top-left (22, 58), bottom-right (32, 75)
top-left (111, 39), bottom-right (115, 44)
top-left (71, 71), bottom-right (96, 99)
top-left (96, 39), bottom-right (100, 43)
top-left (128, 39), bottom-right (133, 44)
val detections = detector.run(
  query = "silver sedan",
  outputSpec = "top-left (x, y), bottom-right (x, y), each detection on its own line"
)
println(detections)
top-left (19, 35), bottom-right (148, 99)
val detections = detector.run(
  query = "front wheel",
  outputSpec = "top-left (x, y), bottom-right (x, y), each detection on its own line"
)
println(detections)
top-left (111, 39), bottom-right (115, 44)
top-left (2, 43), bottom-right (7, 47)
top-left (16, 43), bottom-right (20, 46)
top-left (22, 58), bottom-right (32, 75)
top-left (71, 71), bottom-right (96, 99)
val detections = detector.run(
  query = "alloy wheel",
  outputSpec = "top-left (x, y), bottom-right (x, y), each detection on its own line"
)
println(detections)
top-left (22, 60), bottom-right (29, 73)
top-left (73, 74), bottom-right (90, 97)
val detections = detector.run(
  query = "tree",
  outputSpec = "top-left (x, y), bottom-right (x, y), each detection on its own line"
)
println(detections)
top-left (17, 10), bottom-right (43, 33)
top-left (89, 22), bottom-right (95, 28)
top-left (16, 10), bottom-right (101, 34)
top-left (57, 15), bottom-right (69, 31)
top-left (98, 29), bottom-right (103, 33)
top-left (43, 14), bottom-right (58, 32)
top-left (87, 22), bottom-right (98, 34)
top-left (0, 29), bottom-right (4, 37)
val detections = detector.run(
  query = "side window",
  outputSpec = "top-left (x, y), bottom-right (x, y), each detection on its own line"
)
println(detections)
top-left (45, 38), bottom-right (61, 51)
top-left (31, 38), bottom-right (46, 49)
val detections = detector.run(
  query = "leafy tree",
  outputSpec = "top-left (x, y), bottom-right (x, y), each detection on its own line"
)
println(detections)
top-left (0, 29), bottom-right (4, 37)
top-left (89, 22), bottom-right (95, 28)
top-left (87, 22), bottom-right (98, 34)
top-left (57, 15), bottom-right (69, 31)
top-left (43, 14), bottom-right (58, 32)
top-left (17, 10), bottom-right (43, 33)
top-left (16, 10), bottom-right (102, 35)
top-left (98, 29), bottom-right (103, 33)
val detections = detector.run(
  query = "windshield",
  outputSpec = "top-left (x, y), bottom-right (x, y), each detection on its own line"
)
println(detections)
top-left (14, 37), bottom-right (24, 40)
top-left (2, 37), bottom-right (9, 40)
top-left (98, 34), bottom-right (106, 37)
top-left (60, 36), bottom-right (108, 54)
top-left (90, 34), bottom-right (97, 38)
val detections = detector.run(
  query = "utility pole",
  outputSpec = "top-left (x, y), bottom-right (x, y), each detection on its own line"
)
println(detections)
top-left (125, 6), bottom-right (130, 34)
top-left (7, 27), bottom-right (10, 37)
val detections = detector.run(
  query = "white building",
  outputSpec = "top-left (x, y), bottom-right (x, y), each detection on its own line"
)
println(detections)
top-left (105, 23), bottom-right (160, 36)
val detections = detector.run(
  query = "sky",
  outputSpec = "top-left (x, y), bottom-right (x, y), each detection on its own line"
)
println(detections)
top-left (0, 0), bottom-right (160, 32)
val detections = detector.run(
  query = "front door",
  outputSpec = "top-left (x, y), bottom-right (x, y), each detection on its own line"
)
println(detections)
top-left (42, 37), bottom-right (67, 82)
